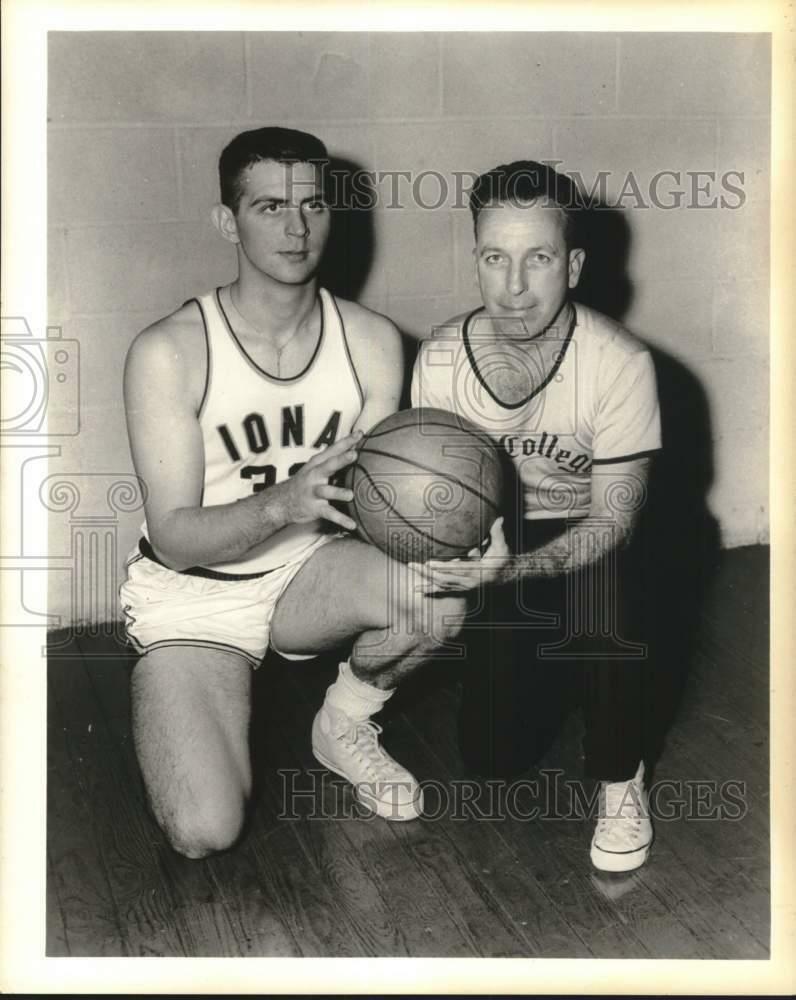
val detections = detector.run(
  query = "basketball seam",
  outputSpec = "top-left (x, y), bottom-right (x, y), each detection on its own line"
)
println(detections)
top-left (348, 465), bottom-right (383, 552)
top-left (356, 446), bottom-right (501, 513)
top-left (352, 463), bottom-right (474, 556)
top-left (364, 418), bottom-right (495, 450)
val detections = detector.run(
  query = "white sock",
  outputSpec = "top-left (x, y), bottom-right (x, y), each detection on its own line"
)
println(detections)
top-left (324, 660), bottom-right (394, 722)
top-left (605, 761), bottom-right (645, 788)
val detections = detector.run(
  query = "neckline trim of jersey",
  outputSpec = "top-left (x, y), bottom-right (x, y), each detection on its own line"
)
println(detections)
top-left (214, 285), bottom-right (326, 384)
top-left (462, 303), bottom-right (577, 411)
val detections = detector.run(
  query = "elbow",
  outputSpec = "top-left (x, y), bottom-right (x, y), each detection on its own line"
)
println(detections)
top-left (606, 514), bottom-right (636, 552)
top-left (148, 538), bottom-right (190, 572)
top-left (147, 521), bottom-right (194, 572)
top-left (612, 513), bottom-right (642, 556)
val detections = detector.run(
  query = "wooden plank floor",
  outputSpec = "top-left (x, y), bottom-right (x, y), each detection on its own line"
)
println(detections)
top-left (46, 545), bottom-right (770, 958)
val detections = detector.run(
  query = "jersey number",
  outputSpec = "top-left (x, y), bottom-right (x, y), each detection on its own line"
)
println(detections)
top-left (240, 462), bottom-right (305, 494)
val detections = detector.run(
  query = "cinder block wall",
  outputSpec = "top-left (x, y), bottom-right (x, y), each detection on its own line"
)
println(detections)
top-left (47, 32), bottom-right (770, 625)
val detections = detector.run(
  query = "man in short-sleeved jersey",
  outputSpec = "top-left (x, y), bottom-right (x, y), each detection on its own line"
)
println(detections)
top-left (411, 161), bottom-right (661, 872)
top-left (121, 127), bottom-right (467, 859)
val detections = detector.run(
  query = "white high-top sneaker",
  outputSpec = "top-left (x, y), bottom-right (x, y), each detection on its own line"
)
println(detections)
top-left (312, 703), bottom-right (423, 821)
top-left (590, 761), bottom-right (653, 872)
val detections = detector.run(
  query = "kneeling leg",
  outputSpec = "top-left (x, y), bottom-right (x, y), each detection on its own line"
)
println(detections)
top-left (131, 646), bottom-right (252, 859)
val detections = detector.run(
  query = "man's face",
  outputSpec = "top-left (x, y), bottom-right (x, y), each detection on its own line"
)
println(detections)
top-left (221, 159), bottom-right (330, 285)
top-left (474, 199), bottom-right (585, 337)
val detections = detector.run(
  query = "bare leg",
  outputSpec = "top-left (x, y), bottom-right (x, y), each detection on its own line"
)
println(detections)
top-left (271, 536), bottom-right (467, 687)
top-left (131, 646), bottom-right (252, 859)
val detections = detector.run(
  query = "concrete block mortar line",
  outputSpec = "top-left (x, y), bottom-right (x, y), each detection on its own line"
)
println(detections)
top-left (364, 32), bottom-right (372, 121)
top-left (52, 226), bottom-right (72, 323)
top-left (712, 118), bottom-right (723, 358)
top-left (173, 128), bottom-right (185, 221)
top-left (45, 112), bottom-right (768, 132)
top-left (54, 218), bottom-right (208, 231)
top-left (709, 353), bottom-right (770, 364)
top-left (64, 310), bottom-right (169, 323)
top-left (437, 33), bottom-right (444, 118)
top-left (711, 240), bottom-right (720, 357)
top-left (451, 211), bottom-right (472, 299)
top-left (243, 33), bottom-right (253, 121)
top-left (47, 121), bottom-right (183, 130)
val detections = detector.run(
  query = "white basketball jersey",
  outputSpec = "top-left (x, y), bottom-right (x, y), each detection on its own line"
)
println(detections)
top-left (187, 286), bottom-right (362, 574)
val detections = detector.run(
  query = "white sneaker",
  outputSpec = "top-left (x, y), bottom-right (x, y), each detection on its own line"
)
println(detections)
top-left (590, 761), bottom-right (653, 872)
top-left (311, 705), bottom-right (423, 821)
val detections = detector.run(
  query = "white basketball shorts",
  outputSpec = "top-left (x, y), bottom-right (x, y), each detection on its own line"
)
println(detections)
top-left (119, 533), bottom-right (336, 667)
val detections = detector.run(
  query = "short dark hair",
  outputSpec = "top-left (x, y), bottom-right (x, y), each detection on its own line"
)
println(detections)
top-left (219, 126), bottom-right (328, 213)
top-left (469, 160), bottom-right (583, 247)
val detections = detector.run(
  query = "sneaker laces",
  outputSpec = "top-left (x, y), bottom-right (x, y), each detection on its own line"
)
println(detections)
top-left (596, 780), bottom-right (648, 838)
top-left (335, 720), bottom-right (408, 783)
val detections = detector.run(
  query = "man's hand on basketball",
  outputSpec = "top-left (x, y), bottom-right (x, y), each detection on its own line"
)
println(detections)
top-left (270, 431), bottom-right (362, 532)
top-left (408, 517), bottom-right (511, 594)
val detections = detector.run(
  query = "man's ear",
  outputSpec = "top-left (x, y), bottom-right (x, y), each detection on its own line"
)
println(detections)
top-left (212, 203), bottom-right (240, 245)
top-left (568, 247), bottom-right (586, 289)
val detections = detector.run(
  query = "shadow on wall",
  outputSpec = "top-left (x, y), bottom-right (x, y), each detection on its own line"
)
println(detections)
top-left (575, 203), bottom-right (722, 769)
top-left (318, 155), bottom-right (418, 408)
top-left (637, 350), bottom-right (721, 768)
top-left (319, 156), bottom-right (374, 303)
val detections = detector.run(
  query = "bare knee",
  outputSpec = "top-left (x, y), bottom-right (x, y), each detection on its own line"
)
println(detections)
top-left (376, 592), bottom-right (466, 665)
top-left (414, 593), bottom-right (467, 652)
top-left (157, 795), bottom-right (247, 860)
top-left (432, 595), bottom-right (467, 642)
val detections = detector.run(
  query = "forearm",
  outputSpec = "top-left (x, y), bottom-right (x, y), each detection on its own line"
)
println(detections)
top-left (506, 459), bottom-right (651, 583)
top-left (505, 513), bottom-right (636, 583)
top-left (149, 483), bottom-right (292, 570)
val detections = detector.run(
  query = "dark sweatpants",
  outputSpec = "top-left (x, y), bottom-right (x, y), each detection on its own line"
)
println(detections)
top-left (457, 519), bottom-right (651, 783)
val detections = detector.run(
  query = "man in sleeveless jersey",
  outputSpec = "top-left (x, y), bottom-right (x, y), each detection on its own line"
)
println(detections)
top-left (121, 127), bottom-right (466, 858)
top-left (410, 161), bottom-right (661, 872)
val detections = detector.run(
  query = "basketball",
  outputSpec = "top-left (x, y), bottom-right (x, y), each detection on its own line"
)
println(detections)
top-left (344, 407), bottom-right (504, 563)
